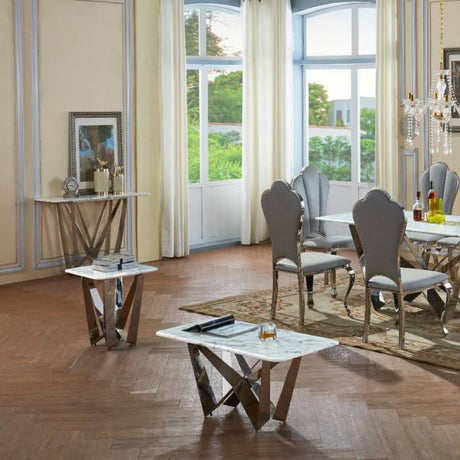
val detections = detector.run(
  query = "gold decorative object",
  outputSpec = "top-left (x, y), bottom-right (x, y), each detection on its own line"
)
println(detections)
top-left (112, 162), bottom-right (125, 195)
top-left (94, 158), bottom-right (109, 196)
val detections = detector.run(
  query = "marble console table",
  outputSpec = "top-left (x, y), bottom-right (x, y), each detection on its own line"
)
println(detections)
top-left (36, 192), bottom-right (148, 268)
top-left (157, 323), bottom-right (338, 430)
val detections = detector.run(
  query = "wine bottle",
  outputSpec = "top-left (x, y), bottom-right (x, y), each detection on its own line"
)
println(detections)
top-left (412, 191), bottom-right (423, 221)
top-left (427, 180), bottom-right (437, 212)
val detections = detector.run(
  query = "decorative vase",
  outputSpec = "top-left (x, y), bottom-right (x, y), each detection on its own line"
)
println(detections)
top-left (93, 168), bottom-right (109, 196)
top-left (113, 173), bottom-right (125, 195)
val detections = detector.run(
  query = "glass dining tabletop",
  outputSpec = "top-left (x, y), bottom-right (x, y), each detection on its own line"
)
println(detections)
top-left (317, 210), bottom-right (460, 238)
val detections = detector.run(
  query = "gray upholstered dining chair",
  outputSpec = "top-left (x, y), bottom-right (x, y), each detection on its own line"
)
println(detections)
top-left (261, 180), bottom-right (355, 325)
top-left (292, 166), bottom-right (354, 297)
top-left (406, 162), bottom-right (459, 257)
top-left (353, 189), bottom-right (453, 349)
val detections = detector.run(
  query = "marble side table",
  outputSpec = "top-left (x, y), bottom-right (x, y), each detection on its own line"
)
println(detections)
top-left (67, 264), bottom-right (158, 348)
top-left (157, 323), bottom-right (338, 430)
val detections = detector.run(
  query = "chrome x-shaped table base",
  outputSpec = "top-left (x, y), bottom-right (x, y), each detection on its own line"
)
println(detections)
top-left (188, 344), bottom-right (301, 430)
top-left (81, 274), bottom-right (145, 348)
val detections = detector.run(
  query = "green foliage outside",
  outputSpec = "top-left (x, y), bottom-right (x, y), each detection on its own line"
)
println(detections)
top-left (360, 138), bottom-right (375, 183)
top-left (185, 10), bottom-right (223, 56)
top-left (185, 9), bottom-right (242, 183)
top-left (309, 129), bottom-right (375, 183)
top-left (309, 136), bottom-right (351, 181)
top-left (309, 124), bottom-right (375, 183)
top-left (360, 107), bottom-right (375, 139)
top-left (360, 107), bottom-right (376, 182)
top-left (188, 123), bottom-right (200, 184)
top-left (209, 72), bottom-right (242, 123)
top-left (188, 123), bottom-right (242, 183)
top-left (309, 83), bottom-right (329, 126)
top-left (308, 82), bottom-right (376, 182)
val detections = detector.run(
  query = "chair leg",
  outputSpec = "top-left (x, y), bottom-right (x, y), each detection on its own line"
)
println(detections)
top-left (393, 293), bottom-right (399, 313)
top-left (440, 281), bottom-right (453, 336)
top-left (271, 270), bottom-right (279, 320)
top-left (306, 275), bottom-right (314, 309)
top-left (363, 287), bottom-right (371, 343)
top-left (298, 272), bottom-right (305, 326)
top-left (422, 244), bottom-right (432, 267)
top-left (343, 265), bottom-right (355, 316)
top-left (331, 268), bottom-right (337, 298)
top-left (397, 292), bottom-right (405, 349)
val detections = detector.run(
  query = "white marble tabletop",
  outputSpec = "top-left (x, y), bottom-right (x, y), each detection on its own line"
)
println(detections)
top-left (317, 211), bottom-right (460, 238)
top-left (156, 322), bottom-right (338, 363)
top-left (66, 264), bottom-right (158, 280)
top-left (35, 192), bottom-right (149, 204)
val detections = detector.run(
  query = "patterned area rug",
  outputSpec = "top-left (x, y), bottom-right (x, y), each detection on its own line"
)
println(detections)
top-left (180, 275), bottom-right (460, 370)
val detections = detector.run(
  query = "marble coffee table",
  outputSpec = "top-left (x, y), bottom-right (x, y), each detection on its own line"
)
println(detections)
top-left (156, 322), bottom-right (338, 430)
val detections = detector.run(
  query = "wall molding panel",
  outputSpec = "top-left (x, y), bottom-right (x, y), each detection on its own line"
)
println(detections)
top-left (0, 0), bottom-right (25, 275)
top-left (400, 147), bottom-right (419, 206)
top-left (125, 0), bottom-right (133, 254)
top-left (31, 0), bottom-right (133, 268)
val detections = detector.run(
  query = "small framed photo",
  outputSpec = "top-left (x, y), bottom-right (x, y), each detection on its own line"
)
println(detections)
top-left (443, 48), bottom-right (460, 132)
top-left (69, 112), bottom-right (123, 194)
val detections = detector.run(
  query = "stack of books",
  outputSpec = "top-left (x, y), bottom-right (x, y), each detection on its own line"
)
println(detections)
top-left (92, 252), bottom-right (137, 272)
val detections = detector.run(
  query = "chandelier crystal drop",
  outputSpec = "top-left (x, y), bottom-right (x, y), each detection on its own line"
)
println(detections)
top-left (401, 0), bottom-right (460, 155)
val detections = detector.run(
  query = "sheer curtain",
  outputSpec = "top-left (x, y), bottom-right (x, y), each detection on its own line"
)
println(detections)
top-left (159, 0), bottom-right (189, 257)
top-left (241, 0), bottom-right (294, 244)
top-left (375, 0), bottom-right (399, 199)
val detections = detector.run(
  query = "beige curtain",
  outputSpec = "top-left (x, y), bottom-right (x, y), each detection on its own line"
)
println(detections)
top-left (241, 0), bottom-right (293, 244)
top-left (375, 0), bottom-right (399, 199)
top-left (159, 0), bottom-right (189, 257)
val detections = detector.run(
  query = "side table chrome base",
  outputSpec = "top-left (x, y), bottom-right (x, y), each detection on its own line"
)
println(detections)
top-left (81, 274), bottom-right (145, 348)
top-left (188, 344), bottom-right (301, 430)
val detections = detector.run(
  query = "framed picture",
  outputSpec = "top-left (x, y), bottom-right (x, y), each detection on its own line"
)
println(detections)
top-left (443, 48), bottom-right (460, 132)
top-left (69, 112), bottom-right (123, 194)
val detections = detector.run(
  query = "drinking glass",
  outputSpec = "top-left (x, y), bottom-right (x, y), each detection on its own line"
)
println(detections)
top-left (259, 322), bottom-right (277, 342)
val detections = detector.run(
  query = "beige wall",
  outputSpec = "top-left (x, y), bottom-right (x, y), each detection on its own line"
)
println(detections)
top-left (0, 0), bottom-right (163, 286)
top-left (402, 0), bottom-right (460, 212)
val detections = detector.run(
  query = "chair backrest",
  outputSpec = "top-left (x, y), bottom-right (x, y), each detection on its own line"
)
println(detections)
top-left (420, 162), bottom-right (459, 213)
top-left (352, 189), bottom-right (405, 286)
top-left (292, 166), bottom-right (329, 239)
top-left (261, 181), bottom-right (302, 265)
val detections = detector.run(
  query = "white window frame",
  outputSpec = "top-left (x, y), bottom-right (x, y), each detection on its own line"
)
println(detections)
top-left (302, 3), bottom-right (376, 187)
top-left (185, 4), bottom-right (242, 188)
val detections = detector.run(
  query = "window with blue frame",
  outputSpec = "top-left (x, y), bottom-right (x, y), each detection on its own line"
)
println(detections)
top-left (300, 3), bottom-right (376, 183)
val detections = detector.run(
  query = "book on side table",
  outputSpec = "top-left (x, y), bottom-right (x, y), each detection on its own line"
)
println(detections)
top-left (183, 315), bottom-right (258, 338)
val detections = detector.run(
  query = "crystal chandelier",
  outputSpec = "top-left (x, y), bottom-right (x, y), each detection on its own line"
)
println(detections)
top-left (402, 0), bottom-right (460, 155)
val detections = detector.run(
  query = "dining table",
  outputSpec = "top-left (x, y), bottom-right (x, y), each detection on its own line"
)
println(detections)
top-left (317, 210), bottom-right (460, 320)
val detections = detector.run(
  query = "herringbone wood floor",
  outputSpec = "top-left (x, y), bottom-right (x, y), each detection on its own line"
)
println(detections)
top-left (1, 244), bottom-right (460, 459)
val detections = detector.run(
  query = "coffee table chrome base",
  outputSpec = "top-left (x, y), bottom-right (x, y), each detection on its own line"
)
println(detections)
top-left (188, 344), bottom-right (301, 430)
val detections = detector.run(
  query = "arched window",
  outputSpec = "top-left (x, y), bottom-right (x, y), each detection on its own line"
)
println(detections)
top-left (297, 3), bottom-right (376, 189)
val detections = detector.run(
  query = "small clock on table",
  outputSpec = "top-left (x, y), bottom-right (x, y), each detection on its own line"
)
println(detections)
top-left (63, 176), bottom-right (79, 198)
